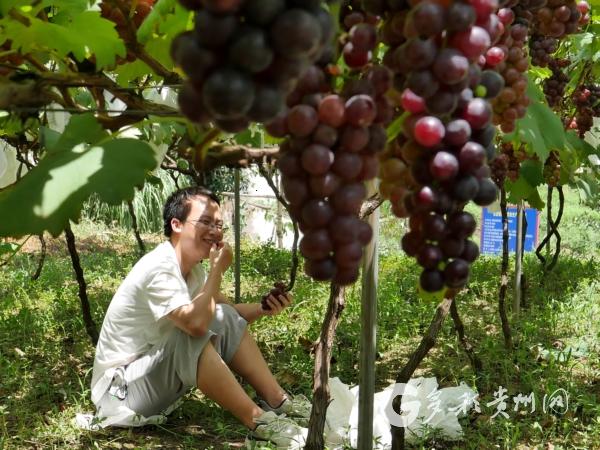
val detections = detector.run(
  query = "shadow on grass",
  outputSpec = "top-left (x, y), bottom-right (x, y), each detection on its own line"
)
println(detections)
top-left (1, 239), bottom-right (598, 449)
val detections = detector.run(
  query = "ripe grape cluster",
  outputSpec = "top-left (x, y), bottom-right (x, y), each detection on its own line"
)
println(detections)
top-left (527, 0), bottom-right (589, 67)
top-left (498, 142), bottom-right (528, 181)
top-left (569, 84), bottom-right (600, 137)
top-left (171, 0), bottom-right (334, 133)
top-left (375, 0), bottom-right (503, 292)
top-left (269, 66), bottom-right (389, 285)
top-left (261, 281), bottom-right (287, 311)
top-left (339, 2), bottom-right (380, 69)
top-left (528, 34), bottom-right (558, 67)
top-left (543, 150), bottom-right (561, 187)
top-left (100, 0), bottom-right (154, 63)
top-left (490, 151), bottom-right (509, 186)
top-left (489, 8), bottom-right (530, 133)
top-left (534, 0), bottom-right (586, 37)
top-left (543, 57), bottom-right (569, 108)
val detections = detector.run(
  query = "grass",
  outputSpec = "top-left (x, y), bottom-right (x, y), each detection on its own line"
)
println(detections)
top-left (1, 188), bottom-right (599, 450)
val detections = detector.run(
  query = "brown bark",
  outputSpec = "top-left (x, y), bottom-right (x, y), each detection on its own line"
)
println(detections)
top-left (449, 300), bottom-right (482, 374)
top-left (390, 295), bottom-right (456, 450)
top-left (498, 187), bottom-right (513, 349)
top-left (257, 163), bottom-right (299, 291)
top-left (359, 194), bottom-right (383, 220)
top-left (64, 225), bottom-right (99, 345)
top-left (31, 234), bottom-right (46, 281)
top-left (127, 200), bottom-right (146, 256)
top-left (546, 185), bottom-right (564, 271)
top-left (305, 284), bottom-right (346, 450)
top-left (198, 145), bottom-right (281, 171)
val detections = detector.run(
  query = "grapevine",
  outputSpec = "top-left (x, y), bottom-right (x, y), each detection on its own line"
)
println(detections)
top-left (374, 0), bottom-right (502, 292)
top-left (171, 0), bottom-right (335, 133)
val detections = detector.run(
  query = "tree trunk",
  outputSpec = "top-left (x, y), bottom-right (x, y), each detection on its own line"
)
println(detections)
top-left (390, 295), bottom-right (455, 450)
top-left (275, 173), bottom-right (284, 249)
top-left (305, 284), bottom-right (346, 450)
top-left (498, 187), bottom-right (513, 349)
top-left (520, 212), bottom-right (527, 309)
top-left (127, 200), bottom-right (146, 256)
top-left (546, 185), bottom-right (563, 271)
top-left (64, 224), bottom-right (99, 345)
top-left (449, 300), bottom-right (483, 375)
top-left (31, 234), bottom-right (46, 281)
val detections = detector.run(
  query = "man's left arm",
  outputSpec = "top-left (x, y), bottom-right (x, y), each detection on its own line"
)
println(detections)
top-left (216, 291), bottom-right (292, 324)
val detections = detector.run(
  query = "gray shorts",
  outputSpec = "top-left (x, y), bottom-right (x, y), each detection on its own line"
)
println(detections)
top-left (100, 303), bottom-right (248, 418)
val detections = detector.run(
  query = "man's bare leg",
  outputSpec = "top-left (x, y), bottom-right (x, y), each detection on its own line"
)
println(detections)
top-left (196, 341), bottom-right (264, 429)
top-left (228, 329), bottom-right (287, 408)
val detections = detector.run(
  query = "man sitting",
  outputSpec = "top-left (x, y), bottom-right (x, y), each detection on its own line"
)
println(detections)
top-left (91, 186), bottom-right (311, 449)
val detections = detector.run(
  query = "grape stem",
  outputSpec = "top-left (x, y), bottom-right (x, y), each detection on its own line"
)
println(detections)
top-left (257, 162), bottom-right (299, 292)
top-left (107, 0), bottom-right (181, 84)
top-left (64, 224), bottom-right (99, 345)
top-left (390, 291), bottom-right (458, 450)
top-left (30, 234), bottom-right (47, 281)
top-left (359, 193), bottom-right (383, 219)
top-left (306, 283), bottom-right (346, 450)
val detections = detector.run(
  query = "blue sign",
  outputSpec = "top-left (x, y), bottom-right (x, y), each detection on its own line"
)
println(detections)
top-left (480, 206), bottom-right (540, 255)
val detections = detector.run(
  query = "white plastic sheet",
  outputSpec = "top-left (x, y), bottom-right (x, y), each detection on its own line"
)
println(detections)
top-left (324, 377), bottom-right (478, 449)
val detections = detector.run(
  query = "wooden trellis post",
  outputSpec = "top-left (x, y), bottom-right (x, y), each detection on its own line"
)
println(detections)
top-left (357, 181), bottom-right (380, 450)
top-left (234, 168), bottom-right (241, 303)
top-left (513, 201), bottom-right (524, 317)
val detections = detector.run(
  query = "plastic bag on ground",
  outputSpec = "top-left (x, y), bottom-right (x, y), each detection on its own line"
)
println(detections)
top-left (324, 376), bottom-right (478, 449)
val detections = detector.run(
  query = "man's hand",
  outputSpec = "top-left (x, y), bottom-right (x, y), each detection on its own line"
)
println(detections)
top-left (261, 291), bottom-right (293, 316)
top-left (209, 241), bottom-right (232, 274)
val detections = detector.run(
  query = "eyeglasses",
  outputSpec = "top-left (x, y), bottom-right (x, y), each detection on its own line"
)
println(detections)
top-left (186, 217), bottom-right (228, 232)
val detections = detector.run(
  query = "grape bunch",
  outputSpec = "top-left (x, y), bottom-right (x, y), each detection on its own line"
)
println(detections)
top-left (377, 3), bottom-right (408, 90)
top-left (374, 0), bottom-right (503, 292)
top-left (490, 151), bottom-right (510, 186)
top-left (261, 281), bottom-right (287, 311)
top-left (268, 66), bottom-right (389, 285)
top-left (542, 58), bottom-right (570, 108)
top-left (528, 34), bottom-right (558, 67)
top-left (339, 2), bottom-right (380, 69)
top-left (534, 0), bottom-right (585, 37)
top-left (100, 0), bottom-right (155, 63)
top-left (543, 150), bottom-right (561, 187)
top-left (499, 141), bottom-right (529, 181)
top-left (570, 84), bottom-right (600, 137)
top-left (171, 0), bottom-right (334, 133)
top-left (527, 0), bottom-right (589, 67)
top-left (489, 9), bottom-right (530, 133)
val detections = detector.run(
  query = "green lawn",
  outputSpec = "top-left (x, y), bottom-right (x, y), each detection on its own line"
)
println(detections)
top-left (1, 190), bottom-right (599, 449)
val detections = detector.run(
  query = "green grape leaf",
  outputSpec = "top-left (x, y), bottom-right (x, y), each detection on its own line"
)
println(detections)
top-left (387, 111), bottom-right (409, 142)
top-left (505, 176), bottom-right (544, 210)
top-left (0, 242), bottom-right (19, 256)
top-left (519, 159), bottom-right (544, 187)
top-left (1, 11), bottom-right (126, 69)
top-left (137, 0), bottom-right (177, 43)
top-left (0, 115), bottom-right (157, 237)
top-left (145, 35), bottom-right (174, 71)
top-left (47, 114), bottom-right (108, 154)
top-left (39, 126), bottom-right (61, 151)
top-left (566, 130), bottom-right (599, 158)
top-left (235, 125), bottom-right (264, 146)
top-left (114, 60), bottom-right (153, 86)
top-left (137, 0), bottom-right (190, 44)
top-left (506, 77), bottom-right (565, 161)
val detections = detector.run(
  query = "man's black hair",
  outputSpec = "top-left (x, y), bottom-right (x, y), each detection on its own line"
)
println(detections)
top-left (163, 186), bottom-right (221, 237)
